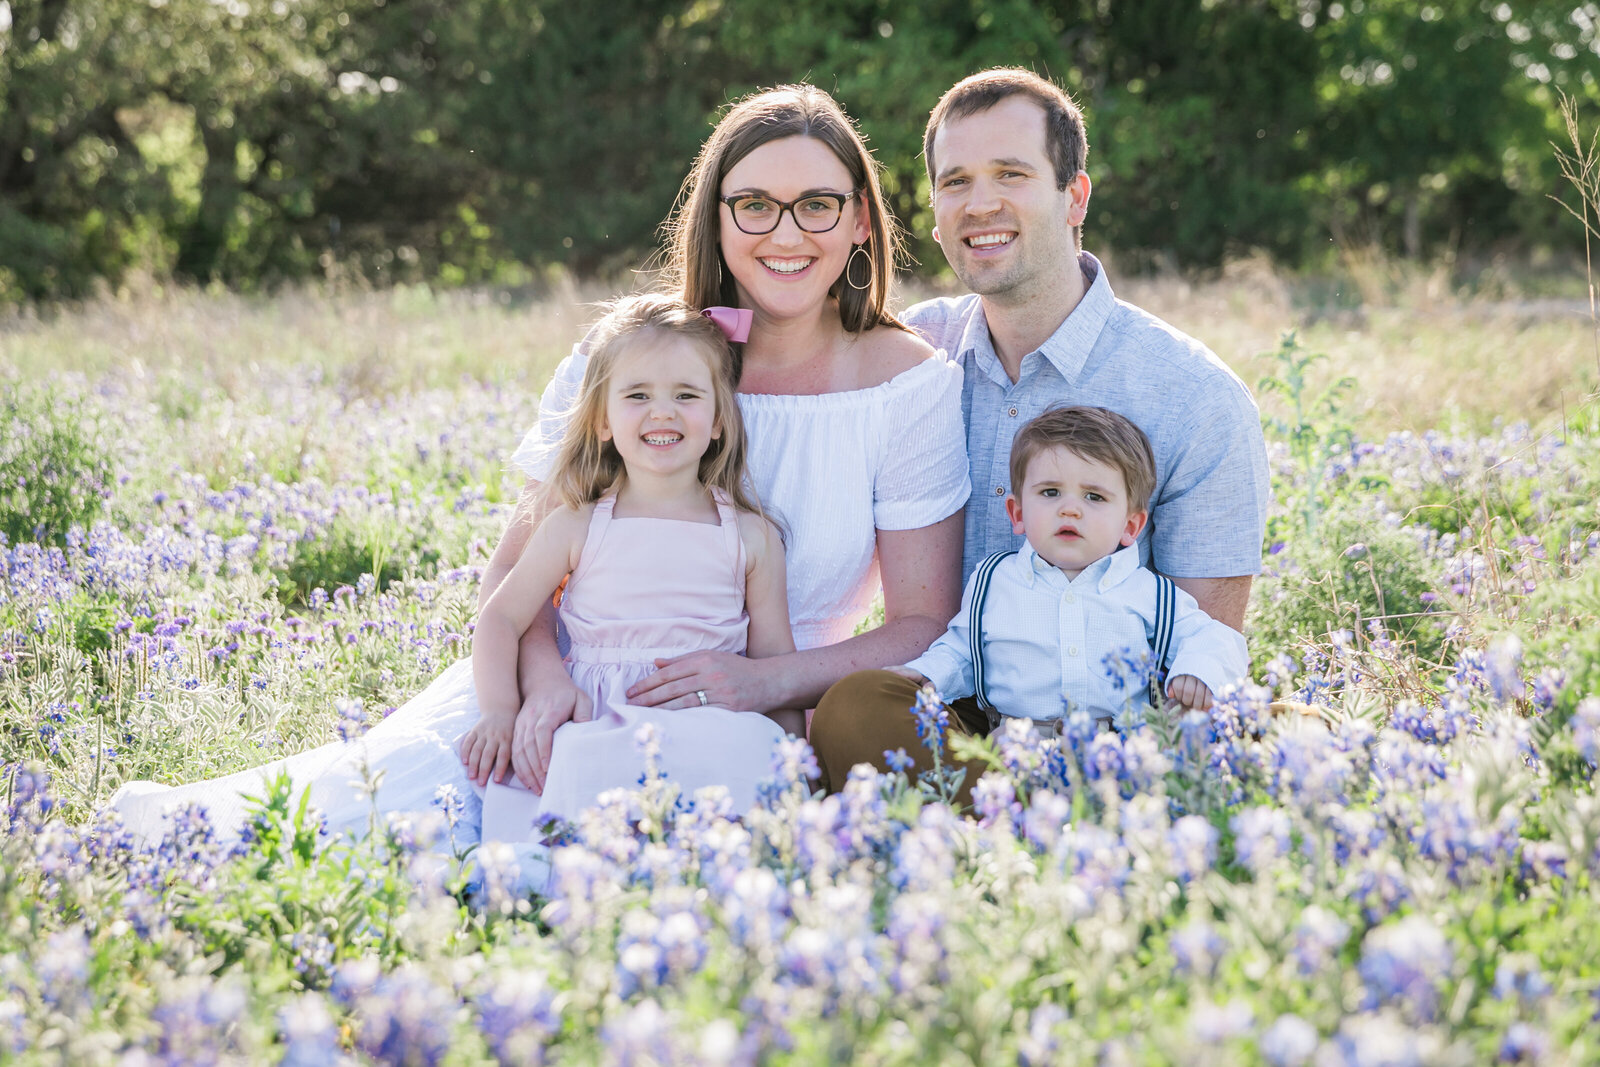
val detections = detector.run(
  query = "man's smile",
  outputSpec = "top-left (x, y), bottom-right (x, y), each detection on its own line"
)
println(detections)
top-left (964, 231), bottom-right (1016, 250)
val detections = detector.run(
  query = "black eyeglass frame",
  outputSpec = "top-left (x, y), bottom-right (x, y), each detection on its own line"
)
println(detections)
top-left (718, 190), bottom-right (861, 235)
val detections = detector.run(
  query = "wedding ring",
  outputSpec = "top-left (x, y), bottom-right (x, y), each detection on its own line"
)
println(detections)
top-left (696, 690), bottom-right (709, 707)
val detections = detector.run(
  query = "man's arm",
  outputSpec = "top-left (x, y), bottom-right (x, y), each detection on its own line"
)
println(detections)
top-left (1169, 574), bottom-right (1252, 633)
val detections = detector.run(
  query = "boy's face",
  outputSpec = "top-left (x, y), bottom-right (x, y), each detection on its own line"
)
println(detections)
top-left (1005, 446), bottom-right (1147, 579)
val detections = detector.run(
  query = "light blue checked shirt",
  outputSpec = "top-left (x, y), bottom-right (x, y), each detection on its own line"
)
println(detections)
top-left (904, 542), bottom-right (1249, 722)
top-left (904, 252), bottom-right (1271, 584)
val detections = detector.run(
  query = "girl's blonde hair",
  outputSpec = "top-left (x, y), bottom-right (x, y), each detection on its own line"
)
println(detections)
top-left (544, 293), bottom-right (763, 518)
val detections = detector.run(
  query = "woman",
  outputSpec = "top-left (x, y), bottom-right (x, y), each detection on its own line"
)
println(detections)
top-left (488, 84), bottom-right (968, 800)
top-left (112, 85), bottom-right (966, 849)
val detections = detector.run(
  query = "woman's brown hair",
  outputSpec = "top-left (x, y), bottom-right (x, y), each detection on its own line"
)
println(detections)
top-left (662, 84), bottom-right (907, 360)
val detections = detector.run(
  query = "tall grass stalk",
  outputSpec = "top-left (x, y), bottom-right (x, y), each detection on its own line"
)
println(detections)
top-left (1550, 91), bottom-right (1600, 389)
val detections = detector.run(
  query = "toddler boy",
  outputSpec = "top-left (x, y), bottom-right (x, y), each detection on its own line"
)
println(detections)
top-left (812, 406), bottom-right (1248, 801)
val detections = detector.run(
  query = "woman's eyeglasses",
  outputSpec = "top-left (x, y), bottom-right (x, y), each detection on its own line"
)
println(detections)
top-left (719, 191), bottom-right (859, 235)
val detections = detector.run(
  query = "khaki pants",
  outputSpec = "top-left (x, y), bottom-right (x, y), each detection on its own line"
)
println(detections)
top-left (810, 670), bottom-right (995, 809)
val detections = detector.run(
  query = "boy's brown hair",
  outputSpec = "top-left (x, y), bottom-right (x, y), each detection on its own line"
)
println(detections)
top-left (1008, 406), bottom-right (1156, 512)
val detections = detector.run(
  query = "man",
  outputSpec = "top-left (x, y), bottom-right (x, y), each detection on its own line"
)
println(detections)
top-left (809, 68), bottom-right (1270, 790)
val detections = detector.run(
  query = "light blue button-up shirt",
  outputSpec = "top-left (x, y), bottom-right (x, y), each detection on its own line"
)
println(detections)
top-left (904, 252), bottom-right (1271, 583)
top-left (905, 541), bottom-right (1248, 722)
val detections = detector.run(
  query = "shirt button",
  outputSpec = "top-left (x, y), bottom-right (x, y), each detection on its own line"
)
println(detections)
top-left (1068, 646), bottom-right (1079, 657)
top-left (1008, 407), bottom-right (1019, 417)
top-left (1064, 592), bottom-right (1076, 604)
top-left (995, 486), bottom-right (1005, 496)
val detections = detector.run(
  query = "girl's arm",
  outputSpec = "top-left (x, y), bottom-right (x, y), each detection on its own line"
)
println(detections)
top-left (740, 514), bottom-right (803, 735)
top-left (627, 510), bottom-right (964, 713)
top-left (461, 505), bottom-right (587, 787)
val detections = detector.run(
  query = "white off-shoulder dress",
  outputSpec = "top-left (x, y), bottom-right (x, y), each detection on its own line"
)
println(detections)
top-left (111, 349), bottom-right (970, 850)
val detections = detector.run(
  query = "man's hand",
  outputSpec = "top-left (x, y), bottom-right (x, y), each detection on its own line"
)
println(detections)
top-left (459, 709), bottom-right (517, 788)
top-left (885, 665), bottom-right (930, 685)
top-left (1166, 673), bottom-right (1214, 711)
top-left (509, 672), bottom-right (594, 794)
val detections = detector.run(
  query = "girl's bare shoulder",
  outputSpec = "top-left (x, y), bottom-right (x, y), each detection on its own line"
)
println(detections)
top-left (736, 510), bottom-right (786, 568)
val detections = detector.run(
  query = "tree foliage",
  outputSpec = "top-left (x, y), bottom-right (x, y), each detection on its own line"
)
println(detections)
top-left (1, 0), bottom-right (1597, 301)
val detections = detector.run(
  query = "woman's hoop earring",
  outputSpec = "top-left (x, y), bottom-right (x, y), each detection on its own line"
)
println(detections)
top-left (845, 245), bottom-right (873, 292)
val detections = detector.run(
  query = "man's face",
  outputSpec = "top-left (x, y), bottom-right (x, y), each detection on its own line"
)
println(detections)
top-left (929, 96), bottom-right (1088, 303)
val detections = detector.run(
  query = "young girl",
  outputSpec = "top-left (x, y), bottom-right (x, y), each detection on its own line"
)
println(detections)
top-left (462, 293), bottom-right (798, 840)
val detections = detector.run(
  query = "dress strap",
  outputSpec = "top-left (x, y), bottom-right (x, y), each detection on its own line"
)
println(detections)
top-left (710, 488), bottom-right (746, 593)
top-left (569, 491), bottom-right (617, 590)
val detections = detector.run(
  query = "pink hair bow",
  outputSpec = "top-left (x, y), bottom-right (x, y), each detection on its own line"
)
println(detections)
top-left (701, 306), bottom-right (752, 344)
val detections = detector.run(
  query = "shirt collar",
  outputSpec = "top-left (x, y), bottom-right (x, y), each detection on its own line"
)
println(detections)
top-left (955, 251), bottom-right (1116, 386)
top-left (1018, 537), bottom-right (1144, 593)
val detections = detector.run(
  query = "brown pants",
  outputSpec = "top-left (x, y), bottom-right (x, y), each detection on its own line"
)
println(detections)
top-left (810, 670), bottom-right (995, 809)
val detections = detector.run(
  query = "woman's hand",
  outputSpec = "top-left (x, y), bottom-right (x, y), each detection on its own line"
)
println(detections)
top-left (626, 650), bottom-right (779, 713)
top-left (510, 668), bottom-right (594, 794)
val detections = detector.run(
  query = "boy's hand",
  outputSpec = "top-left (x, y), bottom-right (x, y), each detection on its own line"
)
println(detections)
top-left (459, 709), bottom-right (517, 787)
top-left (885, 666), bottom-right (930, 685)
top-left (1166, 674), bottom-right (1214, 711)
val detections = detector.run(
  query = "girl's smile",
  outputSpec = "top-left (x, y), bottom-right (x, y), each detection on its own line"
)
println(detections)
top-left (599, 335), bottom-right (721, 484)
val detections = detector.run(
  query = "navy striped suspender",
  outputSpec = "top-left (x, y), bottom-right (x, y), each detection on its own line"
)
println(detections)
top-left (968, 550), bottom-right (1016, 730)
top-left (1147, 573), bottom-right (1177, 710)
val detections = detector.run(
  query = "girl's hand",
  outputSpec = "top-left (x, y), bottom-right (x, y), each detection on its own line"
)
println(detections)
top-left (510, 670), bottom-right (594, 794)
top-left (460, 710), bottom-right (517, 787)
top-left (627, 651), bottom-right (777, 713)
top-left (1166, 673), bottom-right (1214, 711)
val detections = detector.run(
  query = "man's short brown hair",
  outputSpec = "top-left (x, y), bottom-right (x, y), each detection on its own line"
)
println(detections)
top-left (1008, 406), bottom-right (1156, 513)
top-left (923, 68), bottom-right (1089, 192)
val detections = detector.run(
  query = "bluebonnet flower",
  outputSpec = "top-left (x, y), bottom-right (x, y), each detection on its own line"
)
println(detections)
top-left (36, 926), bottom-right (90, 1012)
top-left (1189, 998), bottom-right (1254, 1043)
top-left (909, 684), bottom-right (949, 757)
top-left (601, 999), bottom-right (677, 1067)
top-left (1101, 646), bottom-right (1155, 694)
top-left (343, 964), bottom-right (456, 1067)
top-left (1022, 790), bottom-right (1072, 853)
top-left (1499, 1023), bottom-right (1549, 1064)
top-left (1017, 1003), bottom-right (1068, 1067)
top-left (1229, 807), bottom-right (1291, 876)
top-left (1170, 919), bottom-right (1225, 979)
top-left (1519, 840), bottom-right (1567, 882)
top-left (0, 996), bottom-right (26, 1056)
top-left (1258, 1014), bottom-right (1318, 1067)
top-left (1492, 959), bottom-right (1551, 1004)
top-left (333, 697), bottom-right (368, 742)
top-left (1348, 855), bottom-right (1411, 922)
top-left (767, 737), bottom-right (820, 792)
top-left (971, 773), bottom-right (1018, 827)
top-left (1167, 815), bottom-right (1217, 883)
top-left (1291, 906), bottom-right (1349, 976)
top-left (432, 783), bottom-right (464, 828)
top-left (1573, 698), bottom-right (1600, 768)
top-left (1529, 667), bottom-right (1566, 713)
top-left (1315, 1012), bottom-right (1429, 1067)
top-left (883, 748), bottom-right (914, 773)
top-left (891, 806), bottom-right (957, 892)
top-left (278, 994), bottom-right (343, 1067)
top-left (1358, 915), bottom-right (1453, 1022)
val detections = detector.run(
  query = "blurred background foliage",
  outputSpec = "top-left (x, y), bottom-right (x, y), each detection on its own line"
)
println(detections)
top-left (1, 0), bottom-right (1597, 303)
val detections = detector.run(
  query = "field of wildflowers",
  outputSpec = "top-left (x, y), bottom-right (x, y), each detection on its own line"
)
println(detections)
top-left (3, 282), bottom-right (1600, 1065)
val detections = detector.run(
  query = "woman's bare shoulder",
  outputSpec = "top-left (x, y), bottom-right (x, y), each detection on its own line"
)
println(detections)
top-left (850, 324), bottom-right (941, 390)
